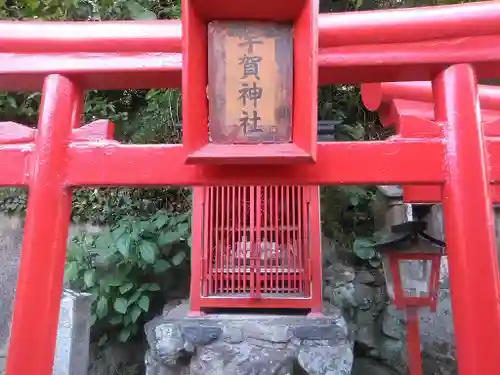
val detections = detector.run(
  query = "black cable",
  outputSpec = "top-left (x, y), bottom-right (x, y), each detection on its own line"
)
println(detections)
top-left (418, 231), bottom-right (446, 248)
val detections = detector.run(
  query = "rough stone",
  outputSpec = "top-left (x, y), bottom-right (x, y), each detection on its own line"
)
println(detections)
top-left (293, 325), bottom-right (343, 341)
top-left (353, 284), bottom-right (375, 311)
top-left (381, 306), bottom-right (405, 340)
top-left (181, 326), bottom-right (221, 346)
top-left (298, 343), bottom-right (353, 375)
top-left (353, 270), bottom-right (376, 285)
top-left (351, 358), bottom-right (400, 375)
top-left (145, 304), bottom-right (353, 375)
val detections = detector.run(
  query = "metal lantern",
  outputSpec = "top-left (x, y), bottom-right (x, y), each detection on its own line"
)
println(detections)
top-left (373, 187), bottom-right (445, 375)
top-left (376, 223), bottom-right (443, 312)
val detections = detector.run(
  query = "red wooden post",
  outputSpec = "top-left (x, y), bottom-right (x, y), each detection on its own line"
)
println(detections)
top-left (433, 64), bottom-right (500, 375)
top-left (5, 75), bottom-right (82, 375)
top-left (406, 308), bottom-right (423, 375)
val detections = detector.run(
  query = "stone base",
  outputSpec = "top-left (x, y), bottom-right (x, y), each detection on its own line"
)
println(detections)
top-left (144, 303), bottom-right (353, 375)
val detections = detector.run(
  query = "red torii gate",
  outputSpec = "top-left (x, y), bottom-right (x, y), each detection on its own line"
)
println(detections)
top-left (361, 81), bottom-right (500, 203)
top-left (1, 1), bottom-right (500, 375)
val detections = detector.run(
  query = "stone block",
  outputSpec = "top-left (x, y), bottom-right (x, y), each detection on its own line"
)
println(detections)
top-left (145, 303), bottom-right (353, 375)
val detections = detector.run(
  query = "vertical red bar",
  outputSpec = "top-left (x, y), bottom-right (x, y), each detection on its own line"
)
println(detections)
top-left (221, 186), bottom-right (226, 293)
top-left (274, 186), bottom-right (279, 293)
top-left (263, 186), bottom-right (268, 293)
top-left (291, 186), bottom-right (297, 293)
top-left (433, 64), bottom-right (500, 375)
top-left (406, 308), bottom-right (423, 375)
top-left (308, 187), bottom-right (323, 314)
top-left (190, 187), bottom-right (204, 312)
top-left (207, 187), bottom-right (214, 295)
top-left (249, 186), bottom-right (256, 298)
top-left (237, 186), bottom-right (242, 293)
top-left (231, 186), bottom-right (236, 294)
top-left (297, 187), bottom-right (304, 294)
top-left (201, 188), bottom-right (209, 297)
top-left (243, 186), bottom-right (248, 293)
top-left (6, 75), bottom-right (80, 375)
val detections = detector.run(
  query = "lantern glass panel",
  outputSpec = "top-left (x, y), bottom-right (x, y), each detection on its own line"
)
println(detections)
top-left (381, 255), bottom-right (395, 301)
top-left (399, 259), bottom-right (432, 297)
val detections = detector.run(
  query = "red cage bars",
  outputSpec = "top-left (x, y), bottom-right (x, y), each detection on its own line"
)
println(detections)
top-left (2, 2), bottom-right (500, 375)
top-left (190, 185), bottom-right (322, 312)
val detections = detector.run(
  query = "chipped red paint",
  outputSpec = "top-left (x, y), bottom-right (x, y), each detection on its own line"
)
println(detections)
top-left (0, 2), bottom-right (499, 375)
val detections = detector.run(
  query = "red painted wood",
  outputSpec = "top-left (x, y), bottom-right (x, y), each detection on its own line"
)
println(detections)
top-left (318, 1), bottom-right (500, 48)
top-left (2, 1), bottom-right (499, 52)
top-left (0, 122), bottom-right (35, 143)
top-left (406, 308), bottom-right (423, 375)
top-left (59, 140), bottom-right (444, 186)
top-left (434, 64), bottom-right (500, 375)
top-left (0, 146), bottom-right (32, 186)
top-left (70, 120), bottom-right (115, 141)
top-left (318, 34), bottom-right (500, 84)
top-left (0, 20), bottom-right (182, 53)
top-left (361, 83), bottom-right (500, 203)
top-left (3, 32), bottom-right (500, 90)
top-left (186, 144), bottom-right (313, 165)
top-left (362, 81), bottom-right (500, 112)
top-left (183, 0), bottom-right (318, 164)
top-left (5, 75), bottom-right (82, 375)
top-left (0, 52), bottom-right (182, 91)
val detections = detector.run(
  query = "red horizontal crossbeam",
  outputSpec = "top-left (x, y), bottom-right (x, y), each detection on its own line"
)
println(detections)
top-left (1, 2), bottom-right (500, 90)
top-left (0, 139), bottom-right (442, 186)
top-left (360, 81), bottom-right (500, 203)
top-left (362, 81), bottom-right (500, 112)
top-left (1, 2), bottom-right (499, 52)
top-left (3, 35), bottom-right (500, 91)
top-left (3, 136), bottom-right (500, 190)
top-left (318, 34), bottom-right (500, 84)
top-left (0, 53), bottom-right (181, 91)
top-left (0, 20), bottom-right (182, 53)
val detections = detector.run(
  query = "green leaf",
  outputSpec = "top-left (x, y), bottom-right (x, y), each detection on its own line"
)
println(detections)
top-left (131, 306), bottom-right (142, 323)
top-left (98, 333), bottom-right (108, 347)
top-left (154, 214), bottom-right (169, 229)
top-left (108, 315), bottom-right (123, 325)
top-left (153, 259), bottom-right (171, 274)
top-left (84, 269), bottom-right (95, 288)
top-left (125, 0), bottom-right (157, 20)
top-left (171, 251), bottom-right (186, 266)
top-left (116, 234), bottom-right (131, 257)
top-left (119, 283), bottom-right (134, 294)
top-left (138, 295), bottom-right (150, 312)
top-left (111, 224), bottom-right (128, 241)
top-left (118, 327), bottom-right (132, 342)
top-left (187, 236), bottom-right (192, 248)
top-left (128, 290), bottom-right (142, 305)
top-left (96, 297), bottom-right (109, 319)
top-left (158, 231), bottom-right (180, 246)
top-left (353, 238), bottom-right (376, 260)
top-left (176, 222), bottom-right (190, 237)
top-left (148, 283), bottom-right (161, 292)
top-left (139, 241), bottom-right (158, 264)
top-left (64, 262), bottom-right (79, 283)
top-left (113, 298), bottom-right (128, 314)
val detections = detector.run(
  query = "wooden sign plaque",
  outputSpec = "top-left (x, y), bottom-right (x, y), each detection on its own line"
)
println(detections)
top-left (208, 21), bottom-right (293, 144)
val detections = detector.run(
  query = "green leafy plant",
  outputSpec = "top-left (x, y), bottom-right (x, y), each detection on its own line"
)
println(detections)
top-left (64, 210), bottom-right (191, 344)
